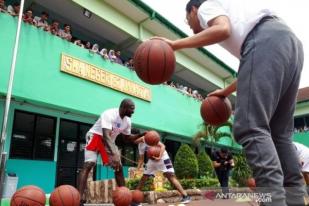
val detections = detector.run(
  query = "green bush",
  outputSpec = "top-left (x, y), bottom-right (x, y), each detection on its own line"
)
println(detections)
top-left (174, 144), bottom-right (198, 179)
top-left (179, 179), bottom-right (196, 189)
top-left (163, 178), bottom-right (219, 190)
top-left (196, 150), bottom-right (214, 178)
top-left (231, 153), bottom-right (252, 186)
top-left (126, 177), bottom-right (154, 191)
top-left (195, 178), bottom-right (219, 188)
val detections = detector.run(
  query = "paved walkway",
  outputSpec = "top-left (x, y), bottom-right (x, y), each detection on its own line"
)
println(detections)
top-left (149, 199), bottom-right (257, 206)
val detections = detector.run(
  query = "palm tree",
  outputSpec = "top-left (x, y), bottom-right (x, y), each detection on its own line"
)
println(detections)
top-left (193, 120), bottom-right (234, 148)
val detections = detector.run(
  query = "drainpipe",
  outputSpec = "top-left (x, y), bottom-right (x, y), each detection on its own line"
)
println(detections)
top-left (0, 0), bottom-right (25, 199)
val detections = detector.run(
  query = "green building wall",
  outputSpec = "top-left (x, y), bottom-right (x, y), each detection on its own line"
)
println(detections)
top-left (0, 14), bottom-right (203, 140)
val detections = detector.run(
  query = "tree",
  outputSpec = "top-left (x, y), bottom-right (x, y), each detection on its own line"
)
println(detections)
top-left (174, 144), bottom-right (198, 179)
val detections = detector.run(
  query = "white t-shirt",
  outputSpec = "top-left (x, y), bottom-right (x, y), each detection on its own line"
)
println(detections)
top-left (89, 108), bottom-right (131, 142)
top-left (294, 142), bottom-right (309, 172)
top-left (198, 0), bottom-right (275, 58)
top-left (138, 142), bottom-right (169, 161)
top-left (33, 16), bottom-right (48, 28)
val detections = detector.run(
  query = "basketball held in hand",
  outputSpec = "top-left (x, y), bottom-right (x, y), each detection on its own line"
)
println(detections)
top-left (200, 96), bottom-right (232, 126)
top-left (147, 146), bottom-right (161, 160)
top-left (144, 130), bottom-right (160, 146)
top-left (134, 39), bottom-right (175, 84)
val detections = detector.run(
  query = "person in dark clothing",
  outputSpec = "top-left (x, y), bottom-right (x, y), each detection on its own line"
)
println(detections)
top-left (213, 148), bottom-right (234, 196)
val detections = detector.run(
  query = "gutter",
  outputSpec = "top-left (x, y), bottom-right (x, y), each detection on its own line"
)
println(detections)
top-left (128, 0), bottom-right (237, 77)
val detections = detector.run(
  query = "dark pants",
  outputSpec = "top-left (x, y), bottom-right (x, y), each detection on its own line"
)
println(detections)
top-left (215, 169), bottom-right (230, 195)
top-left (234, 17), bottom-right (307, 206)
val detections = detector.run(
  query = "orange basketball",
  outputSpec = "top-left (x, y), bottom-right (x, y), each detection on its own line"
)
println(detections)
top-left (247, 178), bottom-right (256, 190)
top-left (144, 130), bottom-right (160, 146)
top-left (147, 146), bottom-right (161, 160)
top-left (10, 185), bottom-right (45, 206)
top-left (134, 39), bottom-right (175, 84)
top-left (112, 186), bottom-right (132, 206)
top-left (200, 96), bottom-right (232, 126)
top-left (49, 185), bottom-right (80, 206)
top-left (132, 190), bottom-right (144, 204)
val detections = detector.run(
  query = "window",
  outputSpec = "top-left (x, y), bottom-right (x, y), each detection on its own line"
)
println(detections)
top-left (10, 110), bottom-right (56, 160)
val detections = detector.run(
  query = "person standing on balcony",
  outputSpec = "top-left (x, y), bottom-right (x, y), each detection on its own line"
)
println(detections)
top-left (33, 11), bottom-right (49, 29)
top-left (58, 24), bottom-right (72, 41)
top-left (7, 2), bottom-right (19, 17)
top-left (78, 98), bottom-right (145, 205)
top-left (155, 0), bottom-right (308, 205)
top-left (0, 0), bottom-right (7, 12)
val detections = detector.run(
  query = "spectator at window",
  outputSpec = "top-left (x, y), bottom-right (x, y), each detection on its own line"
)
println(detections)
top-left (115, 50), bottom-right (123, 65)
top-left (58, 24), bottom-right (72, 41)
top-left (108, 50), bottom-right (117, 62)
top-left (22, 9), bottom-right (34, 24)
top-left (46, 20), bottom-right (60, 35)
top-left (192, 90), bottom-right (198, 98)
top-left (0, 0), bottom-right (7, 12)
top-left (187, 87), bottom-right (193, 96)
top-left (33, 11), bottom-right (49, 29)
top-left (99, 48), bottom-right (109, 60)
top-left (85, 41), bottom-right (92, 50)
top-left (305, 125), bottom-right (309, 132)
top-left (90, 43), bottom-right (100, 54)
top-left (124, 58), bottom-right (134, 70)
top-left (7, 2), bottom-right (20, 17)
top-left (73, 39), bottom-right (85, 48)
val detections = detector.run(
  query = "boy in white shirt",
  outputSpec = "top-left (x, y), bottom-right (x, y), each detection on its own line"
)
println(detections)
top-left (134, 136), bottom-right (191, 204)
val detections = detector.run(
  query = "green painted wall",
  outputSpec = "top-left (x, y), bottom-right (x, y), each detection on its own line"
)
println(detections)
top-left (293, 132), bottom-right (309, 147)
top-left (0, 13), bottom-right (203, 141)
top-left (6, 159), bottom-right (56, 193)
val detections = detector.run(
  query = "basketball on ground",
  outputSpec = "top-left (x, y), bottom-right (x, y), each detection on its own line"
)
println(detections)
top-left (112, 186), bottom-right (132, 206)
top-left (247, 177), bottom-right (256, 190)
top-left (49, 185), bottom-right (80, 206)
top-left (200, 96), bottom-right (232, 126)
top-left (133, 39), bottom-right (175, 84)
top-left (10, 185), bottom-right (46, 206)
top-left (144, 130), bottom-right (160, 146)
top-left (131, 190), bottom-right (144, 204)
top-left (147, 146), bottom-right (161, 160)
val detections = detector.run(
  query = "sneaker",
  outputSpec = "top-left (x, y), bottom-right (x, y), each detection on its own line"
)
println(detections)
top-left (131, 202), bottom-right (142, 206)
top-left (180, 196), bottom-right (191, 204)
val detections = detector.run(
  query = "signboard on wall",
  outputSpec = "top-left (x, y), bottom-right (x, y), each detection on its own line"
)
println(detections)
top-left (60, 53), bottom-right (151, 101)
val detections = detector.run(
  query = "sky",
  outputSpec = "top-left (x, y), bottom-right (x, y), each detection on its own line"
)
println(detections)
top-left (142, 0), bottom-right (308, 88)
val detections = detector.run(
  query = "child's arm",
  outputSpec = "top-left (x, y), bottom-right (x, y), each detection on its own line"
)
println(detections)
top-left (137, 154), bottom-right (145, 170)
top-left (134, 136), bottom-right (145, 144)
top-left (153, 141), bottom-right (166, 161)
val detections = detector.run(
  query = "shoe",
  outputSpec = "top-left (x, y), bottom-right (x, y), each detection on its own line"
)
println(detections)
top-left (180, 196), bottom-right (191, 204)
top-left (131, 202), bottom-right (142, 206)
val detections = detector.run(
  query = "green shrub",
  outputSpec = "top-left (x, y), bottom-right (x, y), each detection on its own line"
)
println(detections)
top-left (196, 150), bottom-right (214, 178)
top-left (174, 144), bottom-right (198, 179)
top-left (195, 178), bottom-right (219, 188)
top-left (163, 178), bottom-right (219, 190)
top-left (179, 179), bottom-right (196, 189)
top-left (231, 153), bottom-right (252, 186)
top-left (126, 177), bottom-right (154, 191)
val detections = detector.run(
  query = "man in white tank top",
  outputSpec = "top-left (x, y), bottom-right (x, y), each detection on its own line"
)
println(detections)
top-left (156, 0), bottom-right (307, 205)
